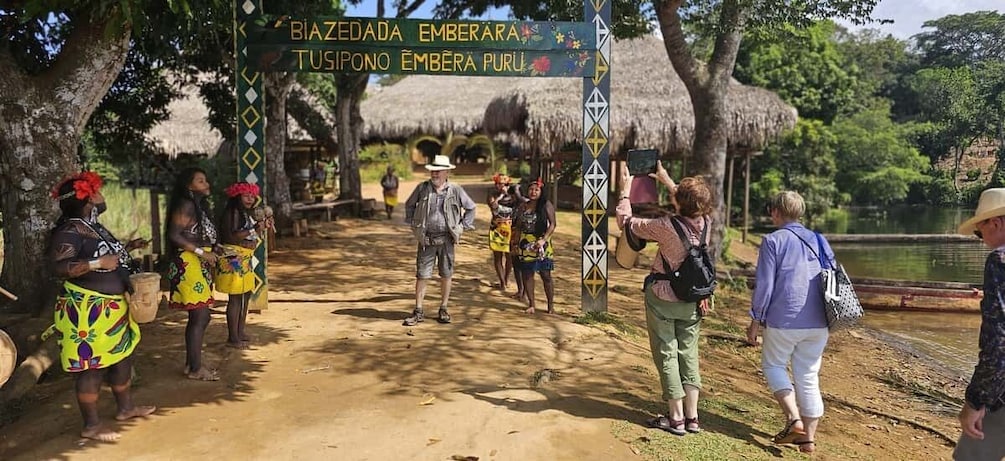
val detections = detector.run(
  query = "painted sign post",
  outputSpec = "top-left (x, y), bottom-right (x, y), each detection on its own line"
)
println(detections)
top-left (234, 3), bottom-right (611, 311)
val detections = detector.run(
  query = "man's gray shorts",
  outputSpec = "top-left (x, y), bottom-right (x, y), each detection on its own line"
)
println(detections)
top-left (416, 241), bottom-right (455, 279)
top-left (954, 407), bottom-right (1005, 460)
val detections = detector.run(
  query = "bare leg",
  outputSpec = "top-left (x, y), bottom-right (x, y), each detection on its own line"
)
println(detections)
top-left (239, 292), bottom-right (250, 341)
top-left (415, 278), bottom-right (429, 311)
top-left (225, 294), bottom-right (248, 349)
top-left (107, 358), bottom-right (156, 421)
top-left (492, 251), bottom-right (507, 290)
top-left (773, 389), bottom-right (804, 430)
top-left (522, 269), bottom-right (536, 313)
top-left (540, 270), bottom-right (555, 313)
top-left (503, 252), bottom-right (512, 289)
top-left (77, 369), bottom-right (120, 442)
top-left (795, 416), bottom-right (820, 452)
top-left (772, 389), bottom-right (806, 443)
top-left (511, 254), bottom-right (525, 300)
top-left (185, 308), bottom-right (213, 377)
top-left (440, 276), bottom-right (452, 307)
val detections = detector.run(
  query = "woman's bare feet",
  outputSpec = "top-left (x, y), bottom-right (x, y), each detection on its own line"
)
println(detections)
top-left (510, 292), bottom-right (525, 300)
top-left (81, 424), bottom-right (120, 442)
top-left (524, 307), bottom-right (536, 314)
top-left (187, 367), bottom-right (220, 381)
top-left (115, 405), bottom-right (157, 421)
top-left (226, 340), bottom-right (251, 350)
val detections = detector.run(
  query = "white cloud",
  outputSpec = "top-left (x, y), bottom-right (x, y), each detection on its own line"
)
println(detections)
top-left (845, 0), bottom-right (1002, 39)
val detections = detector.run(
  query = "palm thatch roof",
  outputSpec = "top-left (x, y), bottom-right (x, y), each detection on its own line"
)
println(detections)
top-left (360, 75), bottom-right (523, 140)
top-left (145, 85), bottom-right (225, 157)
top-left (147, 84), bottom-right (312, 157)
top-left (361, 35), bottom-right (797, 156)
top-left (483, 36), bottom-right (797, 156)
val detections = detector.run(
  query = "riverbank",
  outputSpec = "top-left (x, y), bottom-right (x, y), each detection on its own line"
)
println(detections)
top-left (0, 176), bottom-right (963, 460)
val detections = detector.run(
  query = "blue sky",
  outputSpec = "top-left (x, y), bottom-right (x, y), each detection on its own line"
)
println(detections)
top-left (347, 0), bottom-right (1001, 40)
top-left (845, 0), bottom-right (1002, 38)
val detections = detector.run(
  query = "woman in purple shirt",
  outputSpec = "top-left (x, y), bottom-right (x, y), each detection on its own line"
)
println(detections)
top-left (746, 191), bottom-right (834, 454)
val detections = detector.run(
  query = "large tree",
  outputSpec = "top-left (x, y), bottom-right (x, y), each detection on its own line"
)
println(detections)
top-left (0, 1), bottom-right (211, 314)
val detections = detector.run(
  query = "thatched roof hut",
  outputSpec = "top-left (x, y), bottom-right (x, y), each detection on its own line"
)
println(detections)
top-left (360, 75), bottom-right (523, 140)
top-left (482, 36), bottom-right (797, 156)
top-left (147, 84), bottom-right (312, 157)
top-left (146, 85), bottom-right (225, 157)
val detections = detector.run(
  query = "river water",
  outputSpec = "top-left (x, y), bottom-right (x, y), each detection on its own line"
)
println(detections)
top-left (817, 206), bottom-right (985, 284)
top-left (813, 206), bottom-right (983, 380)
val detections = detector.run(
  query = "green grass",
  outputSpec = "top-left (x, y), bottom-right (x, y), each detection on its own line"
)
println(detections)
top-left (573, 311), bottom-right (642, 338)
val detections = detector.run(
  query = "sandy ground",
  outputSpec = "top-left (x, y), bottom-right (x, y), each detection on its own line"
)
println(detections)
top-left (0, 175), bottom-right (963, 461)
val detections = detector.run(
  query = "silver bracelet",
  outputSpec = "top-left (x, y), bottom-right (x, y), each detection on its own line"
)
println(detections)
top-left (88, 259), bottom-right (101, 270)
top-left (194, 247), bottom-right (205, 256)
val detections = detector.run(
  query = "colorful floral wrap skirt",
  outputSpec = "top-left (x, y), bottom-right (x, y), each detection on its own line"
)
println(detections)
top-left (216, 244), bottom-right (255, 295)
top-left (53, 282), bottom-right (141, 372)
top-left (514, 233), bottom-right (555, 272)
top-left (167, 248), bottom-right (215, 310)
top-left (489, 218), bottom-right (512, 253)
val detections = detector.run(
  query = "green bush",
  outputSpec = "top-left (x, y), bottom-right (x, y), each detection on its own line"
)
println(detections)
top-left (359, 143), bottom-right (412, 183)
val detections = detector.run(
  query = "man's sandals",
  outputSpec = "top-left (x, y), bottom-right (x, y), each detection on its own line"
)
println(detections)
top-left (402, 308), bottom-right (450, 326)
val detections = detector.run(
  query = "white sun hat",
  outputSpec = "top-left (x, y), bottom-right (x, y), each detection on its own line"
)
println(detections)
top-left (958, 188), bottom-right (1005, 235)
top-left (425, 155), bottom-right (457, 171)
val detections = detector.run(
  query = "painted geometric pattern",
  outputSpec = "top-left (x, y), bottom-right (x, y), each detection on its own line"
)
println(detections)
top-left (236, 0), bottom-right (268, 309)
top-left (581, 0), bottom-right (611, 311)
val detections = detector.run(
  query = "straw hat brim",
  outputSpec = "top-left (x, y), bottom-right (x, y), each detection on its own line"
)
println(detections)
top-left (424, 164), bottom-right (456, 171)
top-left (958, 205), bottom-right (1005, 235)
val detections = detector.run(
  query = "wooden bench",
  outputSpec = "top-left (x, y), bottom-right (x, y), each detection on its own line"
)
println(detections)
top-left (291, 199), bottom-right (358, 236)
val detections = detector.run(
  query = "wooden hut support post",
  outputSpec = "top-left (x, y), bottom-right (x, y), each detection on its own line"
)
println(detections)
top-left (742, 151), bottom-right (754, 243)
top-left (726, 156), bottom-right (735, 228)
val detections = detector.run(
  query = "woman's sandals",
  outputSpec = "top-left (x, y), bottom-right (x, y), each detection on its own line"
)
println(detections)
top-left (772, 418), bottom-right (805, 444)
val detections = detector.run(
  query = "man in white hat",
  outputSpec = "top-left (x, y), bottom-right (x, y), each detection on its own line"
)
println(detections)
top-left (954, 187), bottom-right (1005, 460)
top-left (403, 154), bottom-right (476, 326)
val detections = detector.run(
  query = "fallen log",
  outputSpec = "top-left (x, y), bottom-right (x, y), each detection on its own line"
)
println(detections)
top-left (0, 339), bottom-right (58, 404)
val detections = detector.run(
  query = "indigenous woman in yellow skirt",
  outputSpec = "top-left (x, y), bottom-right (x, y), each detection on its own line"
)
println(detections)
top-left (514, 178), bottom-right (557, 314)
top-left (217, 182), bottom-right (269, 349)
top-left (165, 168), bottom-right (221, 381)
top-left (48, 171), bottom-right (156, 441)
top-left (487, 173), bottom-right (522, 292)
top-left (380, 165), bottom-right (400, 219)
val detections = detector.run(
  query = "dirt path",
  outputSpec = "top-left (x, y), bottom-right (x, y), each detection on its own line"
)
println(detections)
top-left (0, 175), bottom-right (960, 460)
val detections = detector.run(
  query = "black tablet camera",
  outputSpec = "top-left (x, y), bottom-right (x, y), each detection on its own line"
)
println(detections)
top-left (627, 149), bottom-right (659, 176)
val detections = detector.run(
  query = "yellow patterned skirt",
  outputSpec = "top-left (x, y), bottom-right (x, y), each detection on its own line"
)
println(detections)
top-left (216, 244), bottom-right (255, 295)
top-left (167, 248), bottom-right (215, 310)
top-left (489, 219), bottom-right (512, 253)
top-left (515, 233), bottom-right (555, 272)
top-left (383, 190), bottom-right (398, 207)
top-left (52, 282), bottom-right (141, 372)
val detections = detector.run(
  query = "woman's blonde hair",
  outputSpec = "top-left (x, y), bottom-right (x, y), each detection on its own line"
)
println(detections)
top-left (768, 191), bottom-right (805, 221)
top-left (675, 176), bottom-right (713, 218)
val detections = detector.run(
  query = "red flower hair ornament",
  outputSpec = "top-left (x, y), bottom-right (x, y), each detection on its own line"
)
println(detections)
top-left (224, 182), bottom-right (261, 198)
top-left (492, 173), bottom-right (511, 185)
top-left (52, 171), bottom-right (104, 201)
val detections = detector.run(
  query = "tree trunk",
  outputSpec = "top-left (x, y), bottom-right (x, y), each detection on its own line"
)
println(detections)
top-left (0, 21), bottom-right (131, 314)
top-left (287, 84), bottom-right (338, 155)
top-left (656, 0), bottom-right (746, 260)
top-left (335, 73), bottom-right (369, 202)
top-left (264, 73), bottom-right (296, 230)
